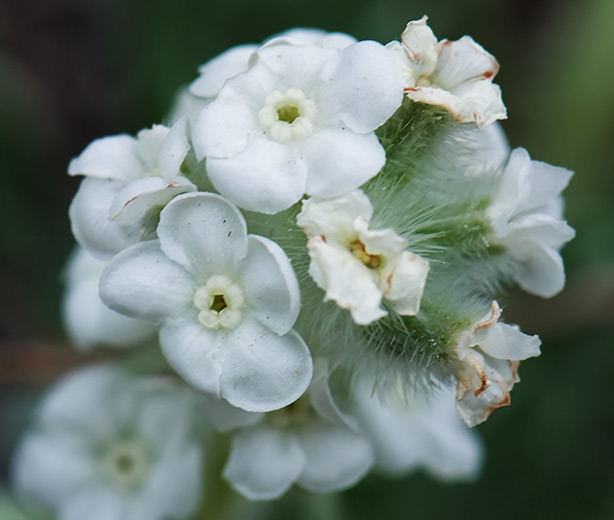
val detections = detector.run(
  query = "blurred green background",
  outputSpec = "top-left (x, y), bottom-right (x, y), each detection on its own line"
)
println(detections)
top-left (1, 0), bottom-right (612, 518)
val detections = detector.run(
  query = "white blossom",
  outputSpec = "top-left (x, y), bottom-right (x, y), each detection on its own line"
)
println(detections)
top-left (297, 190), bottom-right (429, 325)
top-left (12, 365), bottom-right (203, 520)
top-left (192, 38), bottom-right (403, 213)
top-left (488, 148), bottom-right (575, 297)
top-left (388, 16), bottom-right (506, 128)
top-left (353, 378), bottom-right (482, 480)
top-left (219, 361), bottom-right (373, 500)
top-left (453, 301), bottom-right (541, 427)
top-left (63, 247), bottom-right (155, 349)
top-left (99, 192), bottom-right (312, 412)
top-left (68, 118), bottom-right (195, 259)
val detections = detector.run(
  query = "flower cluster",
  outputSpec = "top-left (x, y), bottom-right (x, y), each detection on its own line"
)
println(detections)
top-left (12, 16), bottom-right (574, 517)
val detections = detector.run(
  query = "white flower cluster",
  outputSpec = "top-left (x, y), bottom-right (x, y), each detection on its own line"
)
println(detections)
top-left (12, 17), bottom-right (574, 516)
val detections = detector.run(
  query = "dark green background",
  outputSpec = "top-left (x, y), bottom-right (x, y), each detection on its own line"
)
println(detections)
top-left (1, 0), bottom-right (612, 518)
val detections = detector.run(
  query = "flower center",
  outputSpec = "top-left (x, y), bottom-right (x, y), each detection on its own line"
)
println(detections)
top-left (349, 240), bottom-right (381, 269)
top-left (101, 438), bottom-right (149, 491)
top-left (258, 88), bottom-right (317, 143)
top-left (193, 274), bottom-right (245, 330)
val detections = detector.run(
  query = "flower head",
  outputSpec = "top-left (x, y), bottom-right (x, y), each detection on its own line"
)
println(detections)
top-left (297, 190), bottom-right (429, 325)
top-left (12, 365), bottom-right (203, 520)
top-left (453, 301), bottom-right (541, 427)
top-left (100, 192), bottom-right (312, 412)
top-left (388, 16), bottom-right (506, 128)
top-left (192, 38), bottom-right (403, 213)
top-left (68, 118), bottom-right (194, 258)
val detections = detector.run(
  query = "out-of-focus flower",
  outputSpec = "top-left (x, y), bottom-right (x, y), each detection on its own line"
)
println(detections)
top-left (192, 38), bottom-right (403, 213)
top-left (353, 378), bottom-right (482, 480)
top-left (488, 148), bottom-right (575, 297)
top-left (453, 301), bottom-right (541, 427)
top-left (387, 16), bottom-right (506, 128)
top-left (217, 361), bottom-right (373, 500)
top-left (63, 247), bottom-right (155, 349)
top-left (297, 190), bottom-right (429, 324)
top-left (68, 118), bottom-right (194, 259)
top-left (100, 192), bottom-right (312, 412)
top-left (12, 365), bottom-right (203, 520)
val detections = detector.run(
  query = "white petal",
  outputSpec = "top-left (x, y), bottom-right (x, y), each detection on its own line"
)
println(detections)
top-left (69, 178), bottom-right (140, 259)
top-left (205, 397), bottom-right (264, 432)
top-left (109, 176), bottom-right (196, 225)
top-left (99, 241), bottom-right (194, 321)
top-left (450, 80), bottom-right (507, 128)
top-left (474, 322), bottom-right (541, 361)
top-left (384, 251), bottom-right (430, 316)
top-left (303, 130), bottom-right (385, 198)
top-left (12, 431), bottom-right (98, 510)
top-left (63, 257), bottom-right (155, 349)
top-left (296, 423), bottom-right (373, 493)
top-left (433, 36), bottom-right (499, 88)
top-left (307, 238), bottom-right (386, 325)
top-left (136, 125), bottom-right (169, 172)
top-left (319, 41), bottom-right (403, 133)
top-left (157, 192), bottom-right (248, 276)
top-left (512, 245), bottom-right (567, 298)
top-left (253, 43), bottom-right (336, 93)
top-left (60, 486), bottom-right (126, 520)
top-left (241, 235), bottom-right (300, 335)
top-left (68, 135), bottom-right (143, 181)
top-left (218, 321), bottom-right (313, 412)
top-left (138, 445), bottom-right (202, 519)
top-left (159, 317), bottom-right (223, 396)
top-left (223, 426), bottom-right (305, 500)
top-left (192, 95), bottom-right (257, 160)
top-left (524, 158), bottom-right (573, 211)
top-left (399, 16), bottom-right (439, 78)
top-left (190, 45), bottom-right (257, 98)
top-left (297, 190), bottom-right (372, 240)
top-left (355, 219), bottom-right (406, 255)
top-left (269, 28), bottom-right (356, 49)
top-left (206, 136), bottom-right (308, 213)
top-left (37, 366), bottom-right (137, 441)
top-left (157, 117), bottom-right (191, 180)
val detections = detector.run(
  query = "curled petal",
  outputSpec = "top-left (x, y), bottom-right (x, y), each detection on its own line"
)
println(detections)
top-left (68, 135), bottom-right (143, 181)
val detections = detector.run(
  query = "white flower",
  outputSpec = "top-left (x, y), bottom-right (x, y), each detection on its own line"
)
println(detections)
top-left (297, 190), bottom-right (429, 325)
top-left (62, 247), bottom-right (155, 349)
top-left (488, 148), bottom-right (575, 297)
top-left (12, 365), bottom-right (203, 520)
top-left (453, 301), bottom-right (541, 427)
top-left (192, 38), bottom-right (403, 213)
top-left (218, 361), bottom-right (373, 500)
top-left (353, 378), bottom-right (482, 481)
top-left (387, 16), bottom-right (506, 128)
top-left (68, 118), bottom-right (195, 259)
top-left (99, 192), bottom-right (312, 412)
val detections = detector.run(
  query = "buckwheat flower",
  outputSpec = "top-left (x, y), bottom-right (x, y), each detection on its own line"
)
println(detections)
top-left (192, 38), bottom-right (403, 213)
top-left (353, 378), bottom-right (482, 480)
top-left (68, 117), bottom-right (195, 258)
top-left (297, 190), bottom-right (429, 325)
top-left (63, 247), bottom-right (155, 349)
top-left (453, 301), bottom-right (541, 427)
top-left (387, 16), bottom-right (506, 128)
top-left (220, 361), bottom-right (373, 500)
top-left (100, 192), bottom-right (312, 412)
top-left (12, 365), bottom-right (203, 520)
top-left (488, 148), bottom-right (575, 297)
